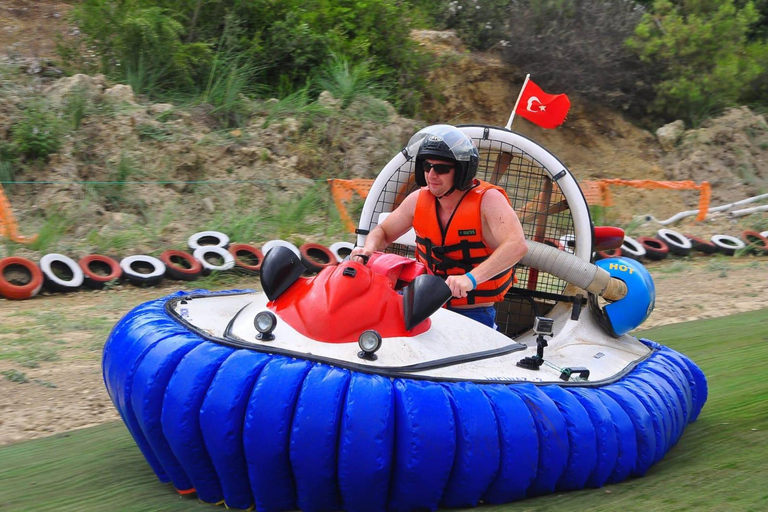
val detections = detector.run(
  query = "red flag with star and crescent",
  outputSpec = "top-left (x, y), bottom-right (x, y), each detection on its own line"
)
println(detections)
top-left (514, 79), bottom-right (570, 129)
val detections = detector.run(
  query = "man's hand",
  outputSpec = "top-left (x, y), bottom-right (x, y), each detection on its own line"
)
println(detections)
top-left (349, 247), bottom-right (371, 264)
top-left (445, 274), bottom-right (474, 299)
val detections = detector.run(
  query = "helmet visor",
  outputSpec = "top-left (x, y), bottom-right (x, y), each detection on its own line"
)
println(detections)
top-left (406, 124), bottom-right (476, 162)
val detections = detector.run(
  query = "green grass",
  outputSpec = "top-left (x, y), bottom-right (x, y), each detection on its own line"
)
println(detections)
top-left (0, 309), bottom-right (767, 511)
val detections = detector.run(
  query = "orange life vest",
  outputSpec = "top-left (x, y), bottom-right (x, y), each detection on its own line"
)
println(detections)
top-left (413, 180), bottom-right (516, 306)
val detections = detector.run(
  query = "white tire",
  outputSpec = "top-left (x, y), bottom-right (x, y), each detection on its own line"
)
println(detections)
top-left (193, 246), bottom-right (236, 272)
top-left (262, 239), bottom-right (301, 258)
top-left (620, 235), bottom-right (646, 260)
top-left (188, 231), bottom-right (230, 250)
top-left (558, 234), bottom-right (576, 254)
top-left (39, 253), bottom-right (84, 292)
top-left (710, 234), bottom-right (745, 256)
top-left (120, 255), bottom-right (166, 286)
top-left (656, 228), bottom-right (692, 256)
top-left (329, 241), bottom-right (355, 262)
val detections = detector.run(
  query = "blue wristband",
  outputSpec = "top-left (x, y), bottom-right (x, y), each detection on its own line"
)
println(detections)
top-left (465, 272), bottom-right (477, 290)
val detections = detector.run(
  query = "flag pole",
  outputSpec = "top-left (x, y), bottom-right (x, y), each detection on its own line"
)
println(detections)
top-left (505, 74), bottom-right (530, 131)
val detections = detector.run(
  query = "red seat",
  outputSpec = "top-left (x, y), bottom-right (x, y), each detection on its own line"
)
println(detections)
top-left (367, 252), bottom-right (427, 289)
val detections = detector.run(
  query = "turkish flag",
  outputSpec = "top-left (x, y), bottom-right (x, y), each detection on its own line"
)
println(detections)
top-left (515, 79), bottom-right (570, 129)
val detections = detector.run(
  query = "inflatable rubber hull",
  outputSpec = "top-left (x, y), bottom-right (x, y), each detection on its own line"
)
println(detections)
top-left (103, 290), bottom-right (707, 511)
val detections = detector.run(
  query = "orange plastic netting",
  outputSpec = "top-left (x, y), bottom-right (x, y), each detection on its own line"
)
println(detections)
top-left (595, 179), bottom-right (711, 221)
top-left (0, 185), bottom-right (37, 244)
top-left (328, 179), bottom-right (375, 233)
top-left (329, 178), bottom-right (712, 232)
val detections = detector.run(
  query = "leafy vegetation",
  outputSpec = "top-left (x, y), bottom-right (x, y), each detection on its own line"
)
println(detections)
top-left (63, 0), bottom-right (430, 116)
top-left (628, 0), bottom-right (767, 126)
top-left (10, 100), bottom-right (63, 161)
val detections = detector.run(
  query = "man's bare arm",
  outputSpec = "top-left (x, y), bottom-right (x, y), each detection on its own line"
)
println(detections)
top-left (350, 191), bottom-right (419, 262)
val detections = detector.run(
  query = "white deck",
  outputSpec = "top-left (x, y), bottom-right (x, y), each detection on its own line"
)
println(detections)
top-left (170, 292), bottom-right (650, 384)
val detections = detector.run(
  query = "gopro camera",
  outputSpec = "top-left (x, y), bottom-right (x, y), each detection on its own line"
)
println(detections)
top-left (533, 316), bottom-right (554, 336)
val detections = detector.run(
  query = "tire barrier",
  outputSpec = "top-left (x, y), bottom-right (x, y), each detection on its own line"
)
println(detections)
top-left (559, 234), bottom-right (576, 254)
top-left (0, 256), bottom-right (44, 300)
top-left (740, 230), bottom-right (768, 255)
top-left (685, 234), bottom-right (717, 255)
top-left (120, 255), bottom-right (166, 287)
top-left (103, 291), bottom-right (708, 511)
top-left (299, 243), bottom-right (337, 274)
top-left (227, 244), bottom-right (264, 275)
top-left (188, 231), bottom-right (230, 251)
top-left (594, 248), bottom-right (622, 261)
top-left (329, 241), bottom-right (354, 262)
top-left (79, 254), bottom-right (123, 289)
top-left (160, 250), bottom-right (203, 281)
top-left (710, 235), bottom-right (746, 256)
top-left (655, 229), bottom-right (691, 257)
top-left (620, 236), bottom-right (646, 261)
top-left (39, 253), bottom-right (84, 293)
top-left (193, 246), bottom-right (236, 274)
top-left (262, 239), bottom-right (301, 258)
top-left (636, 237), bottom-right (669, 261)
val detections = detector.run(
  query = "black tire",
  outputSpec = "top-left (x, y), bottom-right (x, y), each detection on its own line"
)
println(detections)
top-left (160, 250), bottom-right (203, 281)
top-left (685, 234), bottom-right (717, 255)
top-left (329, 241), bottom-right (354, 262)
top-left (187, 231), bottom-right (230, 251)
top-left (656, 228), bottom-right (691, 257)
top-left (40, 253), bottom-right (84, 293)
top-left (0, 257), bottom-right (44, 300)
top-left (299, 243), bottom-right (337, 273)
top-left (710, 234), bottom-right (745, 256)
top-left (120, 255), bottom-right (166, 287)
top-left (193, 246), bottom-right (235, 274)
top-left (620, 236), bottom-right (646, 261)
top-left (594, 248), bottom-right (622, 261)
top-left (79, 254), bottom-right (123, 289)
top-left (636, 236), bottom-right (669, 261)
top-left (741, 230), bottom-right (768, 255)
top-left (262, 239), bottom-right (301, 258)
top-left (227, 244), bottom-right (264, 275)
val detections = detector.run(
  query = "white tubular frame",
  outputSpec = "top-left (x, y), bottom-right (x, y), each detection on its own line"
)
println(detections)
top-left (356, 125), bottom-right (593, 261)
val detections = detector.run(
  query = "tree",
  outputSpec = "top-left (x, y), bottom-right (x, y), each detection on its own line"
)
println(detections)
top-left (628, 0), bottom-right (766, 125)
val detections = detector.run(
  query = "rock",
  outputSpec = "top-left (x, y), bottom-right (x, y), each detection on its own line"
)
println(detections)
top-left (202, 197), bottom-right (215, 213)
top-left (656, 120), bottom-right (685, 152)
top-left (148, 103), bottom-right (174, 115)
top-left (43, 74), bottom-right (106, 106)
top-left (104, 84), bottom-right (137, 105)
top-left (318, 91), bottom-right (342, 110)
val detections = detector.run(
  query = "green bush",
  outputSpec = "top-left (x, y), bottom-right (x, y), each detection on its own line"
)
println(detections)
top-left (500, 0), bottom-right (648, 113)
top-left (628, 0), bottom-right (766, 126)
top-left (11, 102), bottom-right (63, 161)
top-left (67, 0), bottom-right (430, 116)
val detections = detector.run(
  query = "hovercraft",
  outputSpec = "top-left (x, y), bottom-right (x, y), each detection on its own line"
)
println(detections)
top-left (103, 125), bottom-right (707, 511)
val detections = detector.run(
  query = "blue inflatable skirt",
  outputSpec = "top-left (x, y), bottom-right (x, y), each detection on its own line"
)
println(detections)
top-left (103, 291), bottom-right (707, 511)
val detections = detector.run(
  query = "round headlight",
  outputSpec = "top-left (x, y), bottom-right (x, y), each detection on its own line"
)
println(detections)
top-left (357, 330), bottom-right (382, 360)
top-left (254, 311), bottom-right (277, 340)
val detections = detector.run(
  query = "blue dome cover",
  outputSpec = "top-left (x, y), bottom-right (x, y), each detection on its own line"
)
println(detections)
top-left (591, 257), bottom-right (656, 337)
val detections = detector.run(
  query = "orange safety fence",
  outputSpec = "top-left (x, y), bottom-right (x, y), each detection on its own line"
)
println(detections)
top-left (0, 184), bottom-right (38, 244)
top-left (328, 178), bottom-right (713, 233)
top-left (328, 179), bottom-right (375, 233)
top-left (595, 179), bottom-right (712, 221)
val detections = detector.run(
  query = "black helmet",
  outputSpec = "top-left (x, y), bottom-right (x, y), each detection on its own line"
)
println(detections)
top-left (408, 125), bottom-right (479, 191)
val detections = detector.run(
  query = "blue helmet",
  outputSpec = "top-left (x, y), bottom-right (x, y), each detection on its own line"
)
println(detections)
top-left (589, 257), bottom-right (655, 337)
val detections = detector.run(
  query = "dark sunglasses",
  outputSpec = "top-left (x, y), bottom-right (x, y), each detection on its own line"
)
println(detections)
top-left (422, 161), bottom-right (455, 175)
